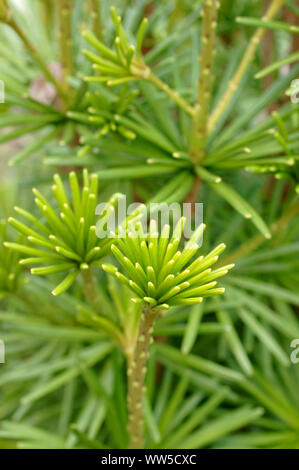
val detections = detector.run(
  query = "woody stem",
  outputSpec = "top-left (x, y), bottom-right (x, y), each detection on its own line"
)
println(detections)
top-left (189, 0), bottom-right (218, 163)
top-left (81, 268), bottom-right (100, 310)
top-left (90, 0), bottom-right (102, 39)
top-left (59, 0), bottom-right (74, 99)
top-left (127, 305), bottom-right (160, 449)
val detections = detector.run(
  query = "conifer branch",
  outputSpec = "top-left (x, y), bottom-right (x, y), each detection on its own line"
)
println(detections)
top-left (208, 0), bottom-right (288, 133)
top-left (0, 4), bottom-right (67, 100)
top-left (82, 8), bottom-right (194, 116)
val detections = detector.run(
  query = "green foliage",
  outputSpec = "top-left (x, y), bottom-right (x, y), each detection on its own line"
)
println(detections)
top-left (103, 219), bottom-right (233, 309)
top-left (0, 0), bottom-right (299, 451)
top-left (5, 170), bottom-right (121, 295)
top-left (82, 9), bottom-right (149, 86)
top-left (0, 220), bottom-right (23, 298)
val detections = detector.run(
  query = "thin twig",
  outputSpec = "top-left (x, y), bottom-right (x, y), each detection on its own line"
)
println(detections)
top-left (59, 0), bottom-right (74, 96)
top-left (1, 8), bottom-right (67, 100)
top-left (41, 0), bottom-right (53, 34)
top-left (90, 0), bottom-right (102, 39)
top-left (189, 0), bottom-right (219, 163)
top-left (208, 0), bottom-right (288, 133)
top-left (0, 0), bottom-right (8, 19)
top-left (146, 69), bottom-right (194, 116)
